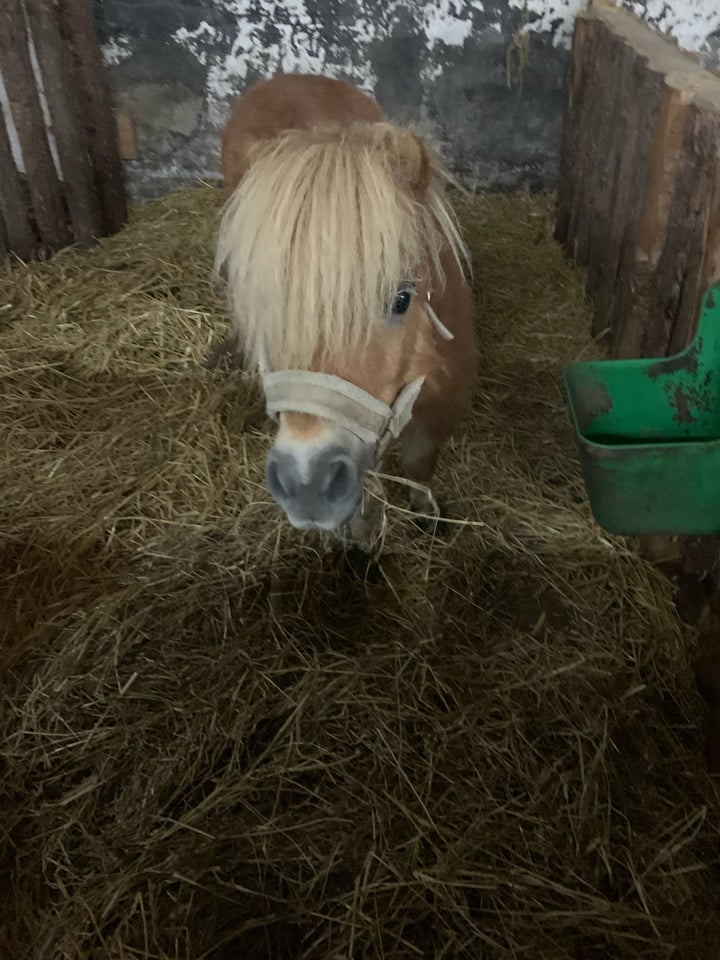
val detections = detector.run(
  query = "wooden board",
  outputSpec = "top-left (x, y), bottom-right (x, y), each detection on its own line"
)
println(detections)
top-left (0, 0), bottom-right (126, 261)
top-left (0, 0), bottom-right (69, 250)
top-left (25, 0), bottom-right (103, 245)
top-left (0, 96), bottom-right (36, 261)
top-left (558, 3), bottom-right (720, 692)
top-left (556, 1), bottom-right (720, 359)
top-left (57, 0), bottom-right (127, 235)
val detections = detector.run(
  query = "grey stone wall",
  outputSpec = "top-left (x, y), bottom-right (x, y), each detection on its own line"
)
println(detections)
top-left (94, 1), bottom-right (720, 201)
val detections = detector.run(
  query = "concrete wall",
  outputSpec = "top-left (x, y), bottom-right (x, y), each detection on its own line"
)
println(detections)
top-left (94, 0), bottom-right (720, 200)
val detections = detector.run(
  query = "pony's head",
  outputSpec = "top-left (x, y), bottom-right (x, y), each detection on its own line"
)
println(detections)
top-left (216, 122), bottom-right (467, 530)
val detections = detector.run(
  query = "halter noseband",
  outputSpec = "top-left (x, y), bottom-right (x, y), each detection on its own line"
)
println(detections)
top-left (259, 296), bottom-right (454, 464)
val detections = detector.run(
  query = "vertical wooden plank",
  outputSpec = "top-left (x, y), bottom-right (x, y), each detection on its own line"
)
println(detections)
top-left (632, 86), bottom-right (688, 272)
top-left (0, 209), bottom-right (8, 261)
top-left (583, 31), bottom-right (638, 300)
top-left (599, 59), bottom-right (663, 351)
top-left (574, 27), bottom-right (628, 277)
top-left (556, 18), bottom-right (599, 259)
top-left (663, 106), bottom-right (720, 355)
top-left (556, 6), bottom-right (720, 358)
top-left (563, 19), bottom-right (604, 266)
top-left (699, 176), bottom-right (720, 302)
top-left (24, 0), bottom-right (103, 246)
top-left (557, 5), bottom-right (720, 603)
top-left (0, 98), bottom-right (36, 260)
top-left (608, 85), bottom-right (688, 357)
top-left (568, 24), bottom-right (600, 265)
top-left (57, 0), bottom-right (127, 235)
top-left (554, 17), bottom-right (588, 250)
top-left (645, 104), bottom-right (720, 357)
top-left (0, 0), bottom-right (69, 250)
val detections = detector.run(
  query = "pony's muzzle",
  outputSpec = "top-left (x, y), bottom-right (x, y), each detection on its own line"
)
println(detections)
top-left (266, 445), bottom-right (362, 530)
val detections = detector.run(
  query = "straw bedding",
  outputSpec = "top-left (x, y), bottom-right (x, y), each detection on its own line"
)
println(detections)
top-left (1, 186), bottom-right (719, 960)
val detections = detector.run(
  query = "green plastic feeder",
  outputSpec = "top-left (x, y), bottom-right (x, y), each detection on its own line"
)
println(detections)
top-left (564, 281), bottom-right (720, 536)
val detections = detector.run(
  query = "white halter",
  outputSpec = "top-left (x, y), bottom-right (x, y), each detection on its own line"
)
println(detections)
top-left (259, 295), bottom-right (454, 464)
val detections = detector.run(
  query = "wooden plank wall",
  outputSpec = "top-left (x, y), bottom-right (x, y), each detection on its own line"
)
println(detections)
top-left (555, 1), bottom-right (720, 361)
top-left (556, 3), bottom-right (720, 755)
top-left (0, 0), bottom-right (126, 261)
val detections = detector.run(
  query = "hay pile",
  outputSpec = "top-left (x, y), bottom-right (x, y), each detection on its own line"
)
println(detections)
top-left (1, 186), bottom-right (719, 960)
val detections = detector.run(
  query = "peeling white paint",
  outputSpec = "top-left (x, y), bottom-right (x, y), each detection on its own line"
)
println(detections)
top-left (165, 0), bottom-right (720, 128)
top-left (194, 0), bottom-right (379, 120)
top-left (510, 0), bottom-right (720, 54)
top-left (423, 0), bottom-right (483, 48)
top-left (508, 0), bottom-right (586, 46)
top-left (101, 0), bottom-right (720, 114)
top-left (97, 0), bottom-right (720, 200)
top-left (169, 0), bottom-right (496, 125)
top-left (102, 35), bottom-right (133, 66)
top-left (172, 22), bottom-right (221, 66)
top-left (624, 0), bottom-right (720, 54)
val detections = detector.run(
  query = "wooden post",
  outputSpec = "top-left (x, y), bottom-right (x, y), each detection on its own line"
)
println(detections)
top-left (555, 2), bottom-right (720, 360)
top-left (0, 0), bottom-right (127, 262)
top-left (0, 101), bottom-right (36, 260)
top-left (24, 0), bottom-right (103, 245)
top-left (557, 3), bottom-right (720, 709)
top-left (0, 214), bottom-right (7, 261)
top-left (658, 104), bottom-right (720, 357)
top-left (0, 0), bottom-right (70, 250)
top-left (57, 0), bottom-right (127, 234)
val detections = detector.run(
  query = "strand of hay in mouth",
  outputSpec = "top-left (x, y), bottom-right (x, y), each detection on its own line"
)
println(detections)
top-left (1, 185), bottom-right (720, 960)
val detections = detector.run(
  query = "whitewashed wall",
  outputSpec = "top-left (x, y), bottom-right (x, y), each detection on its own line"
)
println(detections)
top-left (4, 2), bottom-right (719, 196)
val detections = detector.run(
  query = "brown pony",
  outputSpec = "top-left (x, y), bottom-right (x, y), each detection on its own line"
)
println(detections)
top-left (216, 73), bottom-right (475, 544)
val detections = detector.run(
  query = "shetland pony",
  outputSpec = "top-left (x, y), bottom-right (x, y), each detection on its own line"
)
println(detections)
top-left (216, 74), bottom-right (476, 544)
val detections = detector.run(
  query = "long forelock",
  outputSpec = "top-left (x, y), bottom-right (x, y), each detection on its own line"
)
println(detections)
top-left (215, 124), bottom-right (468, 369)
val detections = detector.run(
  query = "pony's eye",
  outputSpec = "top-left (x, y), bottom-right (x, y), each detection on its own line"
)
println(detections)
top-left (392, 290), bottom-right (412, 316)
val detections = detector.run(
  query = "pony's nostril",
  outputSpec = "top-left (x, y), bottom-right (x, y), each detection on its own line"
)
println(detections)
top-left (266, 452), bottom-right (295, 502)
top-left (323, 456), bottom-right (354, 503)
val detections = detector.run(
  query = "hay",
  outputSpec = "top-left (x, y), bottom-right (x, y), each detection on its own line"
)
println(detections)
top-left (1, 185), bottom-right (719, 960)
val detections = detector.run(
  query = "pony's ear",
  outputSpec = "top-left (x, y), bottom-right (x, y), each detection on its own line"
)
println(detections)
top-left (375, 125), bottom-right (432, 198)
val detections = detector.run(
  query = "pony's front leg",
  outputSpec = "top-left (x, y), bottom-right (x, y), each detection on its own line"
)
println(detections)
top-left (347, 497), bottom-right (382, 554)
top-left (339, 499), bottom-right (383, 583)
top-left (400, 423), bottom-right (444, 519)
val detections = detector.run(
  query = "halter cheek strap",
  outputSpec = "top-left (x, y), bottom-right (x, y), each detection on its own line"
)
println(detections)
top-left (259, 298), bottom-right (453, 462)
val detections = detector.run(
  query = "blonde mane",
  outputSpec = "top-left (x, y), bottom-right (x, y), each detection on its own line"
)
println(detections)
top-left (215, 122), bottom-right (468, 369)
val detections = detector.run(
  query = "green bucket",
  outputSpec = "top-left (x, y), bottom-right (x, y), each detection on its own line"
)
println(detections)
top-left (564, 281), bottom-right (720, 536)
